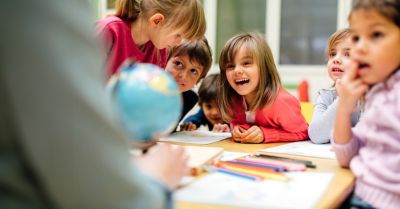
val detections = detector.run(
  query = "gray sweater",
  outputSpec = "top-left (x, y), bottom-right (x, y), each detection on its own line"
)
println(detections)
top-left (0, 0), bottom-right (170, 208)
top-left (308, 88), bottom-right (362, 144)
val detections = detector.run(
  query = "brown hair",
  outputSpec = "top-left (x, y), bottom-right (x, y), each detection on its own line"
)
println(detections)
top-left (218, 32), bottom-right (281, 122)
top-left (168, 38), bottom-right (212, 81)
top-left (351, 0), bottom-right (400, 27)
top-left (326, 28), bottom-right (351, 60)
top-left (198, 74), bottom-right (219, 105)
top-left (115, 0), bottom-right (206, 40)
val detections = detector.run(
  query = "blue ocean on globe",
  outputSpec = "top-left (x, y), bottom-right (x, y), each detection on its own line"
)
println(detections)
top-left (110, 63), bottom-right (182, 142)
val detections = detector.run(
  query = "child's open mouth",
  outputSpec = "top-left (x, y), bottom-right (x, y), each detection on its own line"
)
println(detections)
top-left (235, 78), bottom-right (250, 85)
top-left (332, 67), bottom-right (344, 72)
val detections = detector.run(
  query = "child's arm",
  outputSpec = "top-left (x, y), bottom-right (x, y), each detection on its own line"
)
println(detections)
top-left (180, 108), bottom-right (206, 131)
top-left (332, 62), bottom-right (369, 167)
top-left (308, 90), bottom-right (338, 144)
top-left (231, 95), bottom-right (308, 143)
top-left (258, 95), bottom-right (309, 143)
top-left (333, 62), bottom-right (369, 144)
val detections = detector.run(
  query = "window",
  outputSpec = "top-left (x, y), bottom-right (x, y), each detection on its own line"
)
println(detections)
top-left (216, 0), bottom-right (266, 62)
top-left (279, 0), bottom-right (337, 65)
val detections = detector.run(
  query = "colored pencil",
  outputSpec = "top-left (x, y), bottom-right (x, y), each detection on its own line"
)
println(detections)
top-left (203, 165), bottom-right (262, 181)
top-left (227, 159), bottom-right (287, 172)
top-left (241, 156), bottom-right (307, 171)
top-left (253, 153), bottom-right (316, 168)
top-left (217, 162), bottom-right (288, 182)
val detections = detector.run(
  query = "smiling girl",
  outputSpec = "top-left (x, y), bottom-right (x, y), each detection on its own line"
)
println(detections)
top-left (217, 32), bottom-right (308, 144)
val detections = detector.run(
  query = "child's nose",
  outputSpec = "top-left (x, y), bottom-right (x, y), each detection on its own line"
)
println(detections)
top-left (211, 108), bottom-right (220, 116)
top-left (333, 57), bottom-right (341, 64)
top-left (354, 40), bottom-right (367, 54)
top-left (233, 66), bottom-right (243, 74)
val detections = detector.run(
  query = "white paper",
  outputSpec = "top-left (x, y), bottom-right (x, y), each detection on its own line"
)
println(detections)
top-left (219, 151), bottom-right (249, 162)
top-left (259, 141), bottom-right (336, 159)
top-left (159, 130), bottom-right (231, 144)
top-left (175, 172), bottom-right (334, 209)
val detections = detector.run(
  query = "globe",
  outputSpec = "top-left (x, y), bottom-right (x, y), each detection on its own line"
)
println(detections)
top-left (110, 63), bottom-right (182, 142)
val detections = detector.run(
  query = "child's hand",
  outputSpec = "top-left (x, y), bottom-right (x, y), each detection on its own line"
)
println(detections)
top-left (212, 123), bottom-right (230, 133)
top-left (240, 125), bottom-right (264, 143)
top-left (133, 143), bottom-right (189, 189)
top-left (180, 122), bottom-right (197, 131)
top-left (232, 125), bottom-right (246, 143)
top-left (336, 61), bottom-right (369, 114)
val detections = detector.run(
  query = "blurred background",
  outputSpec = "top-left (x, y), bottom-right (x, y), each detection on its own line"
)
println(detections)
top-left (90, 0), bottom-right (357, 102)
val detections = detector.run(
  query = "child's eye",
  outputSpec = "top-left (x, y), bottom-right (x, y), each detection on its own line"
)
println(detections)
top-left (243, 61), bottom-right (252, 66)
top-left (225, 64), bottom-right (235, 71)
top-left (371, 31), bottom-right (383, 39)
top-left (329, 51), bottom-right (336, 57)
top-left (190, 68), bottom-right (199, 75)
top-left (351, 35), bottom-right (359, 43)
top-left (173, 61), bottom-right (184, 69)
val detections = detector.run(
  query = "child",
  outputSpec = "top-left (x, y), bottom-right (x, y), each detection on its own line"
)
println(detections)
top-left (97, 0), bottom-right (206, 78)
top-left (308, 29), bottom-right (362, 144)
top-left (217, 32), bottom-right (309, 144)
top-left (165, 38), bottom-right (212, 122)
top-left (333, 0), bottom-right (400, 208)
top-left (180, 74), bottom-right (230, 132)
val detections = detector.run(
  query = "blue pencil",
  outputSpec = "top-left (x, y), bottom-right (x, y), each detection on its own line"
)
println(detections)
top-left (204, 165), bottom-right (262, 181)
top-left (216, 167), bottom-right (262, 181)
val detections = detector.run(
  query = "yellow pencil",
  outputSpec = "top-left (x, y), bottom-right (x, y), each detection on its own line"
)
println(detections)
top-left (221, 165), bottom-right (288, 182)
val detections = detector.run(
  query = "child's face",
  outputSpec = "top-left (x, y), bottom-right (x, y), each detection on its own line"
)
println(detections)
top-left (327, 38), bottom-right (351, 82)
top-left (201, 100), bottom-right (223, 125)
top-left (165, 54), bottom-right (203, 92)
top-left (349, 10), bottom-right (400, 85)
top-left (151, 26), bottom-right (184, 49)
top-left (225, 46), bottom-right (260, 103)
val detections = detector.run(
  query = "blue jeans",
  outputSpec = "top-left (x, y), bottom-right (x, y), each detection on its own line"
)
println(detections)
top-left (340, 192), bottom-right (375, 209)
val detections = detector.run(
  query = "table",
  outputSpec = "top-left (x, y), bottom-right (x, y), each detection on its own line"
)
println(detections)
top-left (172, 139), bottom-right (355, 209)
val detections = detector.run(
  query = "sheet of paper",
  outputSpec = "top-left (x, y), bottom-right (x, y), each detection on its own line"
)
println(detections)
top-left (175, 172), bottom-right (334, 209)
top-left (159, 130), bottom-right (231, 144)
top-left (258, 141), bottom-right (336, 159)
top-left (219, 151), bottom-right (249, 162)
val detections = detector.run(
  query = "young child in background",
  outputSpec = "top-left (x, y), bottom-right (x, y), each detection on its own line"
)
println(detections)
top-left (308, 29), bottom-right (362, 144)
top-left (333, 0), bottom-right (400, 208)
top-left (97, 0), bottom-right (206, 78)
top-left (217, 32), bottom-right (309, 144)
top-left (165, 38), bottom-right (212, 122)
top-left (180, 74), bottom-right (230, 132)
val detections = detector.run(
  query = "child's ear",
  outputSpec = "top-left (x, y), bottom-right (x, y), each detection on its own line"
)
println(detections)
top-left (149, 13), bottom-right (165, 27)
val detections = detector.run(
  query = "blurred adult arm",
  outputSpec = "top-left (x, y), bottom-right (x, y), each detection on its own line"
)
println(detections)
top-left (0, 0), bottom-right (171, 208)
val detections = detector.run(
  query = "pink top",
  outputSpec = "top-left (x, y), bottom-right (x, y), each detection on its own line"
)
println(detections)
top-left (332, 69), bottom-right (400, 209)
top-left (96, 16), bottom-right (167, 78)
top-left (231, 88), bottom-right (309, 143)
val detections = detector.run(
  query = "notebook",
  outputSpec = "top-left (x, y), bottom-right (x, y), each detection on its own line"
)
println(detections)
top-left (182, 145), bottom-right (224, 176)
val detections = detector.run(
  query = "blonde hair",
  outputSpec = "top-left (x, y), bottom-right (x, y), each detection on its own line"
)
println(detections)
top-left (218, 32), bottom-right (281, 122)
top-left (115, 0), bottom-right (206, 40)
top-left (168, 38), bottom-right (212, 82)
top-left (326, 28), bottom-right (351, 60)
